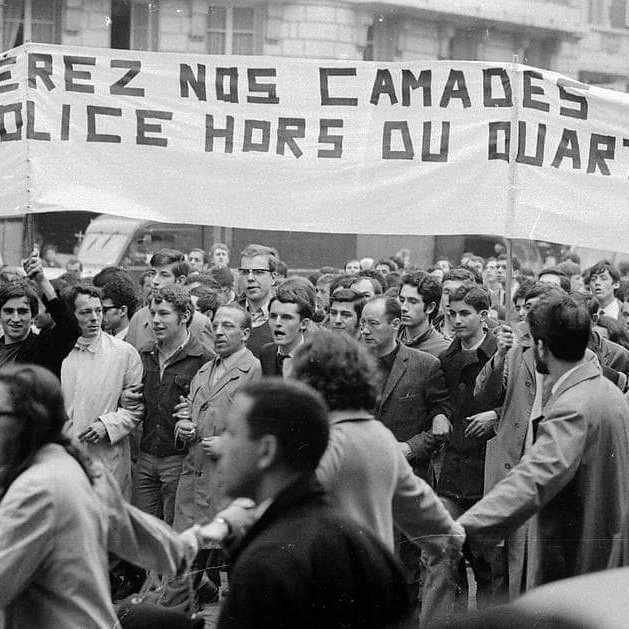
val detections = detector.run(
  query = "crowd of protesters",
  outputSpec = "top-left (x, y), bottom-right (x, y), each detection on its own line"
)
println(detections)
top-left (1, 239), bottom-right (629, 628)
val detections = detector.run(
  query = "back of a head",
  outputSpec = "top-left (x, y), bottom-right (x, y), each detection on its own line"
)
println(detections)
top-left (528, 294), bottom-right (590, 362)
top-left (210, 266), bottom-right (234, 289)
top-left (525, 281), bottom-right (565, 303)
top-left (239, 379), bottom-right (329, 473)
top-left (92, 266), bottom-right (135, 290)
top-left (443, 267), bottom-right (475, 284)
top-left (539, 266), bottom-right (571, 293)
top-left (292, 329), bottom-right (378, 411)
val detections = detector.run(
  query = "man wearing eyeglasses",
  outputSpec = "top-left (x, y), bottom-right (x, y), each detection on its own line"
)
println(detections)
top-left (237, 244), bottom-right (278, 358)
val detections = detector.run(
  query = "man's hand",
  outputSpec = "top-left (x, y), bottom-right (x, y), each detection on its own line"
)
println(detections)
top-left (196, 498), bottom-right (258, 546)
top-left (120, 384), bottom-right (143, 412)
top-left (431, 414), bottom-right (452, 439)
top-left (464, 410), bottom-right (498, 439)
top-left (496, 324), bottom-right (515, 357)
top-left (77, 419), bottom-right (107, 444)
top-left (23, 251), bottom-right (44, 281)
top-left (172, 395), bottom-right (191, 421)
top-left (175, 419), bottom-right (197, 443)
top-left (202, 435), bottom-right (222, 459)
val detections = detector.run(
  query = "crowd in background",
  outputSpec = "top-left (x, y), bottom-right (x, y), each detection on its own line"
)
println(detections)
top-left (1, 237), bottom-right (629, 628)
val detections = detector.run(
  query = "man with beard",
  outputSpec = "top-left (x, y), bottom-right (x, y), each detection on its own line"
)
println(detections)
top-left (459, 294), bottom-right (629, 591)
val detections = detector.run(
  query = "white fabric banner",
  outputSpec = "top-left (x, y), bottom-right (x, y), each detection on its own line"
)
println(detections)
top-left (1, 43), bottom-right (629, 250)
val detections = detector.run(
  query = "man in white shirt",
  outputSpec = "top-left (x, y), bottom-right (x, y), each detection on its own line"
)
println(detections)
top-left (260, 277), bottom-right (315, 378)
top-left (61, 284), bottom-right (143, 497)
top-left (585, 260), bottom-right (622, 321)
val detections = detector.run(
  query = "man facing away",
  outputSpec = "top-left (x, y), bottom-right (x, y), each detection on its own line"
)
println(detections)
top-left (260, 277), bottom-right (316, 377)
top-left (217, 379), bottom-right (412, 629)
top-left (61, 285), bottom-right (143, 497)
top-left (134, 285), bottom-right (212, 525)
top-left (459, 294), bottom-right (629, 591)
top-left (292, 330), bottom-right (464, 625)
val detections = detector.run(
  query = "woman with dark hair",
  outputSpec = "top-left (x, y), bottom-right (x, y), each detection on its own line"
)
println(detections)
top-left (0, 364), bottom-right (200, 629)
top-left (291, 331), bottom-right (463, 625)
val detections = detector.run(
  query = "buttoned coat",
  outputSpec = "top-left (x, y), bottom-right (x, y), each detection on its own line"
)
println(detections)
top-left (460, 362), bottom-right (629, 590)
top-left (173, 348), bottom-right (261, 532)
top-left (375, 343), bottom-right (451, 480)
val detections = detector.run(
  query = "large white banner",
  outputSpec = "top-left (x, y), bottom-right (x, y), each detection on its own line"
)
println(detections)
top-left (1, 43), bottom-right (629, 250)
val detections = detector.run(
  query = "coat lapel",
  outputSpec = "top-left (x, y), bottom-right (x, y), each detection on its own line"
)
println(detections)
top-left (209, 351), bottom-right (253, 399)
top-left (380, 346), bottom-right (408, 406)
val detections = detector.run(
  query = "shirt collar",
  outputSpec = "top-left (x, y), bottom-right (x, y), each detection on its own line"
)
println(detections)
top-left (75, 333), bottom-right (101, 353)
top-left (216, 346), bottom-right (247, 370)
top-left (277, 335), bottom-right (304, 358)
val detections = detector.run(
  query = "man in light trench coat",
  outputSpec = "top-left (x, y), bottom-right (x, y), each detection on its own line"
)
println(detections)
top-left (459, 294), bottom-right (629, 591)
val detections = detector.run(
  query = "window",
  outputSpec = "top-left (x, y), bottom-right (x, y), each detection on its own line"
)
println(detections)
top-left (207, 5), bottom-right (263, 55)
top-left (110, 0), bottom-right (159, 51)
top-left (449, 28), bottom-right (480, 60)
top-left (589, 0), bottom-right (629, 28)
top-left (2, 0), bottom-right (61, 50)
top-left (363, 14), bottom-right (397, 61)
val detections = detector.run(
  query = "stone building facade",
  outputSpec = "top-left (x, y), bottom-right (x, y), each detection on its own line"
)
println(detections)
top-left (1, 0), bottom-right (628, 89)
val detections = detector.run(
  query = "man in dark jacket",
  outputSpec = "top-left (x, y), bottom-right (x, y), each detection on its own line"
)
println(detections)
top-left (437, 283), bottom-right (500, 609)
top-left (259, 277), bottom-right (315, 377)
top-left (0, 253), bottom-right (80, 378)
top-left (217, 378), bottom-right (411, 629)
top-left (135, 285), bottom-right (211, 525)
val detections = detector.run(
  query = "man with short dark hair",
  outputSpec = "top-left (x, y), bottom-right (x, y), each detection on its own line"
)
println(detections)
top-left (399, 272), bottom-right (449, 357)
top-left (135, 285), bottom-right (212, 525)
top-left (102, 279), bottom-right (139, 340)
top-left (237, 244), bottom-right (278, 358)
top-left (436, 268), bottom-right (477, 340)
top-left (216, 379), bottom-right (412, 629)
top-left (0, 253), bottom-right (79, 377)
top-left (585, 260), bottom-right (622, 320)
top-left (61, 284), bottom-right (143, 497)
top-left (125, 248), bottom-right (214, 355)
top-left (260, 277), bottom-right (316, 377)
top-left (460, 295), bottom-right (629, 591)
top-left (328, 288), bottom-right (365, 338)
top-left (437, 283), bottom-right (500, 608)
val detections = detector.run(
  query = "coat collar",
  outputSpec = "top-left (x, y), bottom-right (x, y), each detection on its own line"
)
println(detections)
top-left (380, 342), bottom-right (410, 406)
top-left (547, 360), bottom-right (599, 402)
top-left (230, 474), bottom-right (325, 563)
top-left (209, 347), bottom-right (256, 398)
top-left (441, 329), bottom-right (497, 362)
